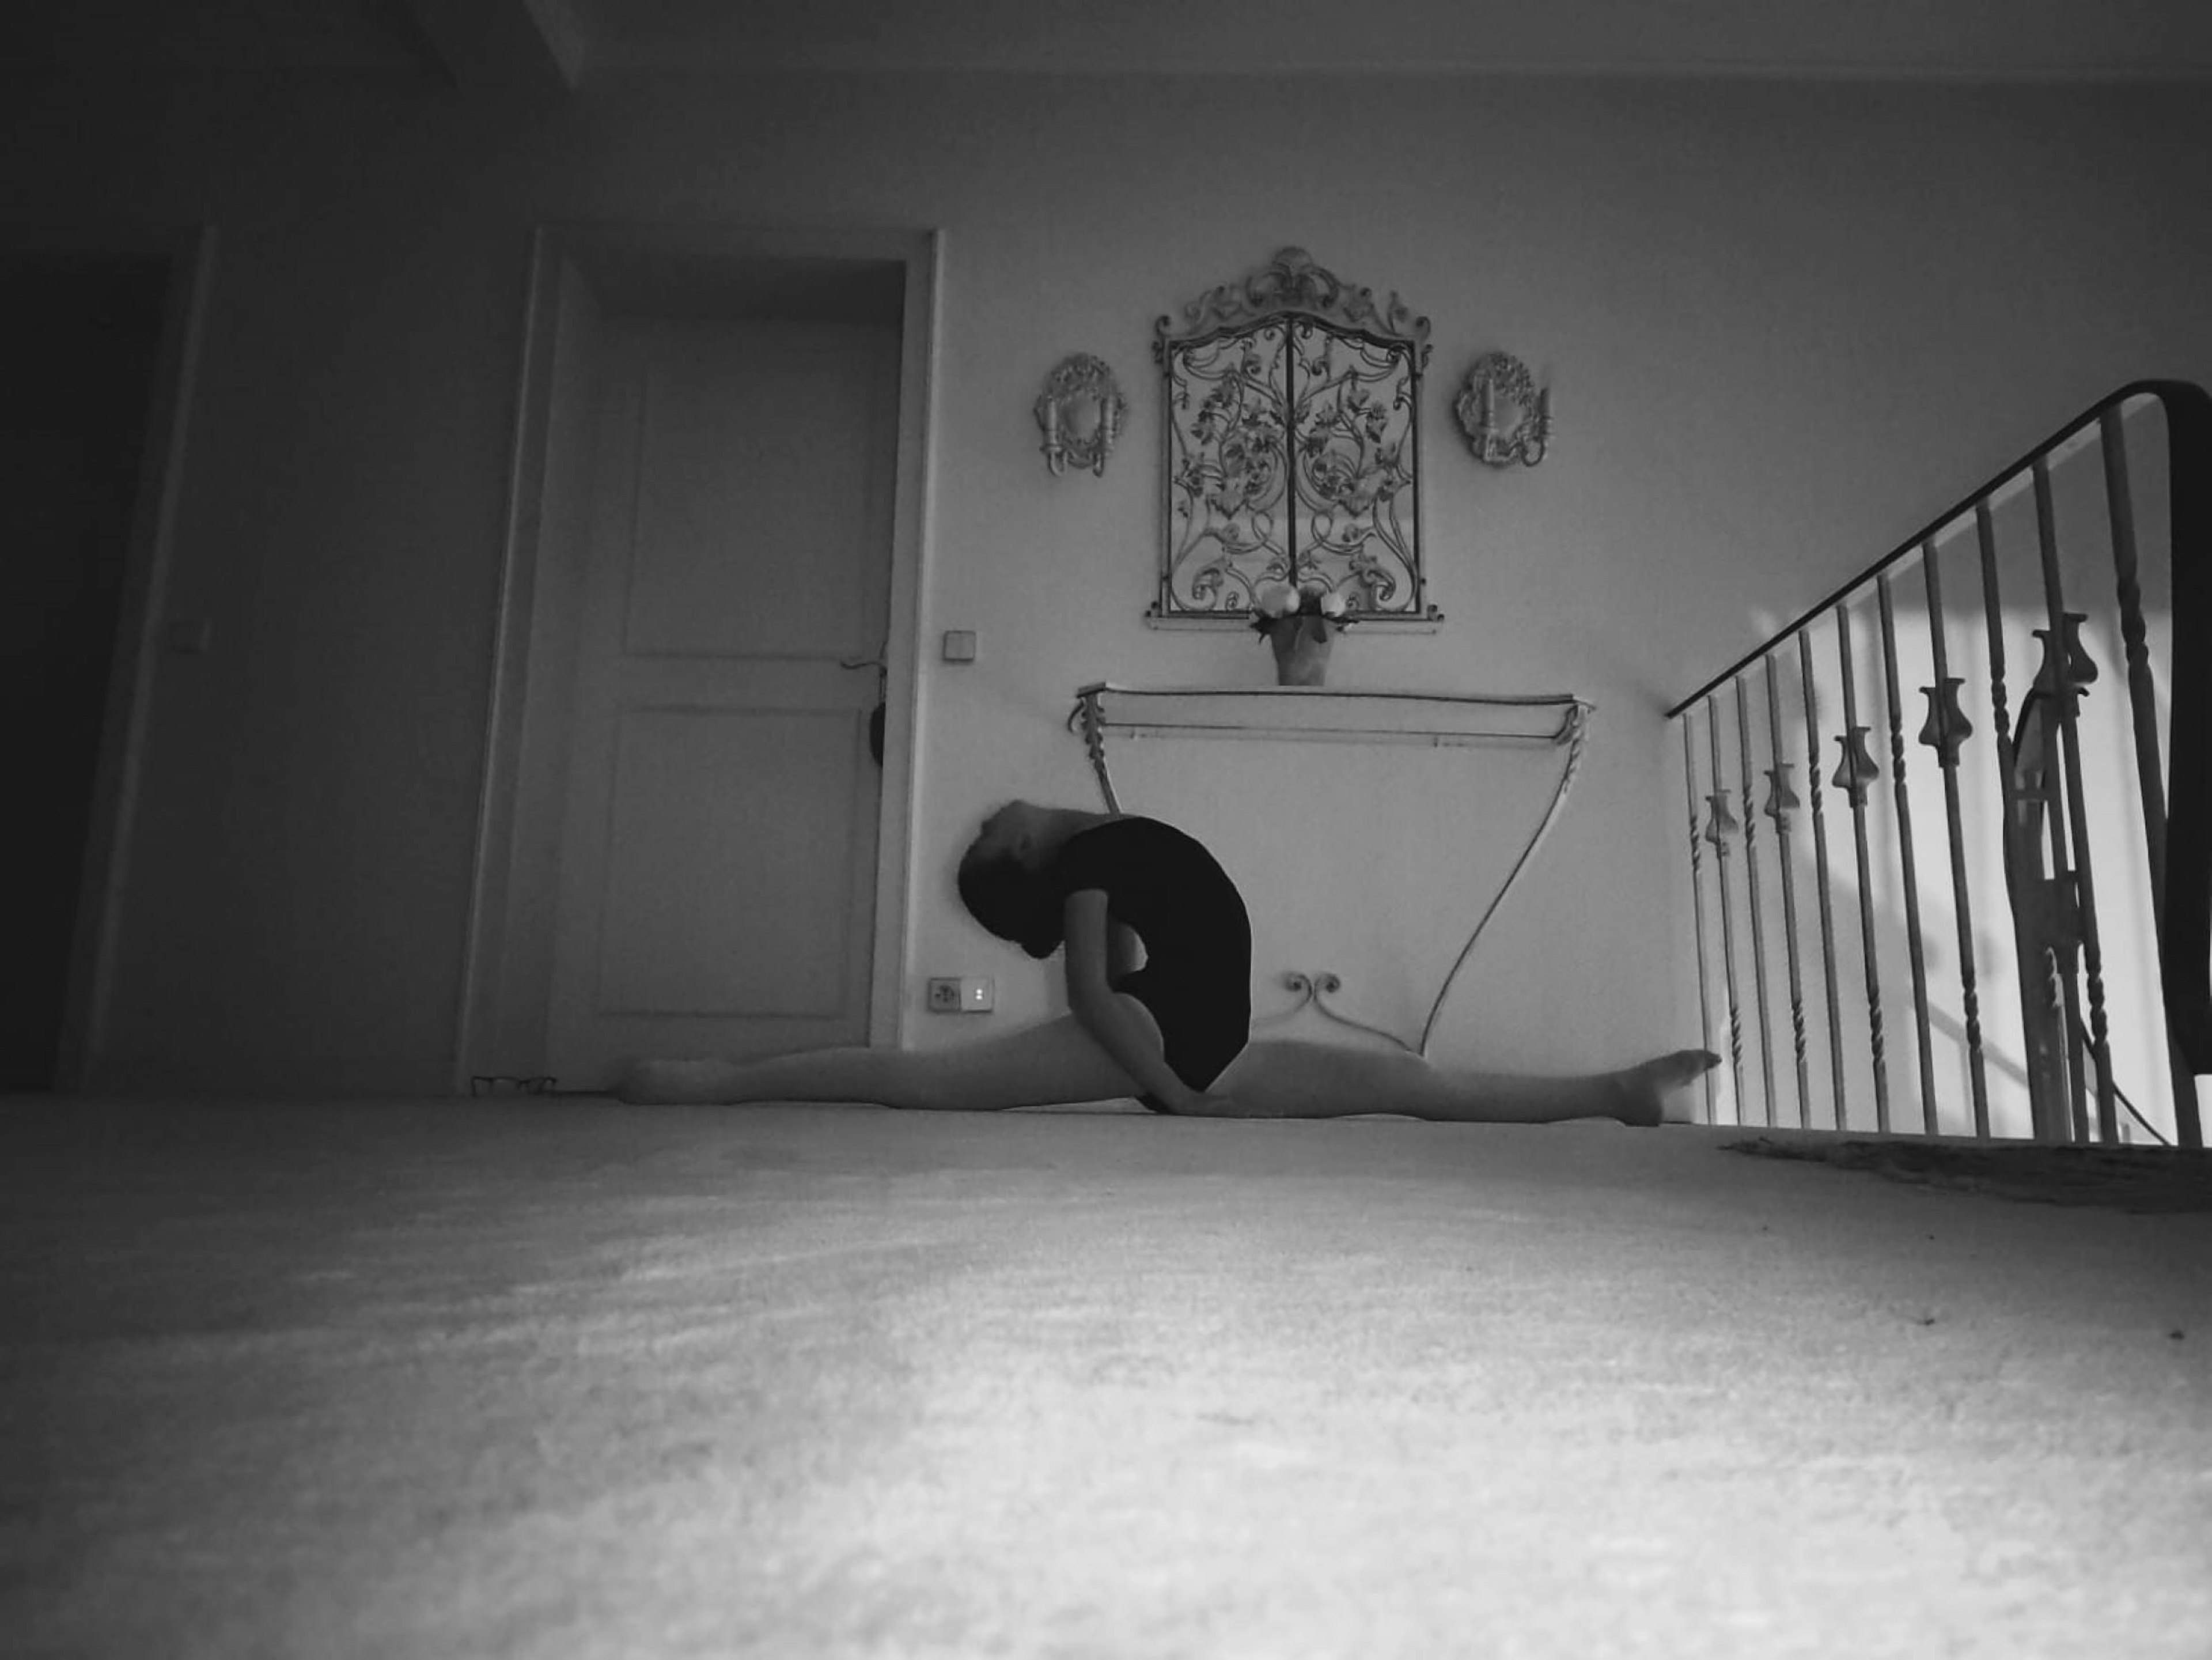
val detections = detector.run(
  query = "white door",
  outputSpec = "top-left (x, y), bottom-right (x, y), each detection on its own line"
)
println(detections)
top-left (547, 317), bottom-right (897, 1087)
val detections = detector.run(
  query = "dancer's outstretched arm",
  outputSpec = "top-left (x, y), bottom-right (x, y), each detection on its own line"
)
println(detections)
top-left (1059, 887), bottom-right (1202, 1109)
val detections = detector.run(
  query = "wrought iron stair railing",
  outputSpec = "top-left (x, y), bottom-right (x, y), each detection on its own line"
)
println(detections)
top-left (1667, 381), bottom-right (2209, 1147)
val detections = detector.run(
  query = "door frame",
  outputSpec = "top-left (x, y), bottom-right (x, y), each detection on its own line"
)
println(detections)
top-left (455, 223), bottom-right (940, 1090)
top-left (40, 225), bottom-right (221, 1094)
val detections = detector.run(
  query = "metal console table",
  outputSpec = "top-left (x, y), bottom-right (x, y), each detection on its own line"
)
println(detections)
top-left (1067, 685), bottom-right (1594, 1057)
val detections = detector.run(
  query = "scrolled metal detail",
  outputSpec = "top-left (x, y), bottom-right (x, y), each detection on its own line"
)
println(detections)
top-left (1917, 678), bottom-right (1974, 767)
top-left (1453, 351), bottom-right (1552, 467)
top-left (1251, 970), bottom-right (1324, 1028)
top-left (2030, 614), bottom-right (2099, 699)
top-left (1066, 689), bottom-right (1120, 812)
top-left (1153, 247), bottom-right (1431, 365)
top-left (1251, 969), bottom-right (1418, 1052)
top-left (1703, 788), bottom-right (1741, 850)
top-left (1762, 762), bottom-right (1800, 833)
top-left (1153, 249), bottom-right (1435, 623)
top-left (1035, 352), bottom-right (1126, 478)
top-left (1831, 726), bottom-right (1880, 807)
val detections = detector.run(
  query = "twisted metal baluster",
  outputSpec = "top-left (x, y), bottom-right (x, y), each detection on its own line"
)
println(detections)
top-left (1705, 699), bottom-right (1747, 1121)
top-left (2100, 410), bottom-right (2169, 924)
top-left (1735, 676), bottom-right (1777, 1126)
top-left (1977, 502), bottom-right (2069, 1139)
top-left (1682, 717), bottom-right (1719, 1124)
top-left (1072, 690), bottom-right (1121, 812)
top-left (1762, 657), bottom-right (1810, 1128)
top-left (2030, 624), bottom-right (2093, 1142)
top-left (1800, 631), bottom-right (1849, 1130)
top-left (1918, 536), bottom-right (1991, 1139)
top-left (1878, 574), bottom-right (1940, 1136)
top-left (2033, 457), bottom-right (2118, 1142)
top-left (1834, 604), bottom-right (1891, 1133)
top-left (2043, 941), bottom-right (2074, 1141)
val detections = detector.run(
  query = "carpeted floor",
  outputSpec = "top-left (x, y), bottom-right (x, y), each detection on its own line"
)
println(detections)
top-left (4, 1099), bottom-right (2210, 1658)
top-left (1724, 1135), bottom-right (2212, 1213)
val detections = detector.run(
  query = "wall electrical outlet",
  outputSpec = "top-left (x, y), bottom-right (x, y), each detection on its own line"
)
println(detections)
top-left (926, 976), bottom-right (995, 1013)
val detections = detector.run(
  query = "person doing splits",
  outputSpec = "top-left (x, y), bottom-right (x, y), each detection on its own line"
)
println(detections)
top-left (618, 802), bottom-right (1718, 1121)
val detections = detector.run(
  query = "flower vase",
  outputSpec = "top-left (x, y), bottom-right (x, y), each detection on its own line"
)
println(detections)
top-left (1266, 615), bottom-right (1334, 687)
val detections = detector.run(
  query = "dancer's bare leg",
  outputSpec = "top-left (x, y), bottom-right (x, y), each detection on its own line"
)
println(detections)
top-left (618, 1007), bottom-right (1158, 1110)
top-left (1204, 1040), bottom-right (1718, 1125)
top-left (619, 1016), bottom-right (1716, 1124)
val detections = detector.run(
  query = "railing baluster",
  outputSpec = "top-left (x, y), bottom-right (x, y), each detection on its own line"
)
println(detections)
top-left (1763, 657), bottom-right (1810, 1128)
top-left (1979, 501), bottom-right (2069, 1139)
top-left (2101, 409), bottom-right (2203, 1148)
top-left (1735, 677), bottom-right (1778, 1126)
top-left (1877, 574), bottom-right (1941, 1135)
top-left (1706, 699), bottom-right (1747, 1121)
top-left (2029, 627), bottom-right (2092, 1143)
top-left (1671, 383), bottom-right (2212, 1154)
top-left (1681, 717), bottom-right (1719, 1125)
top-left (2033, 457), bottom-right (2119, 1143)
top-left (2044, 942), bottom-right (2075, 1140)
top-left (1834, 606), bottom-right (1891, 1133)
top-left (1917, 536), bottom-right (1991, 1139)
top-left (2100, 410), bottom-right (2168, 924)
top-left (1800, 632), bottom-right (1850, 1131)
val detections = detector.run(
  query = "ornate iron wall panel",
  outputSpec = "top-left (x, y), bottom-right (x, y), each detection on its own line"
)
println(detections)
top-left (1153, 248), bottom-right (1436, 623)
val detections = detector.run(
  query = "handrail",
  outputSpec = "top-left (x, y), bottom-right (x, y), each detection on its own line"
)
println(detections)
top-left (1668, 381), bottom-right (2200, 714)
top-left (1666, 379), bottom-right (2210, 1082)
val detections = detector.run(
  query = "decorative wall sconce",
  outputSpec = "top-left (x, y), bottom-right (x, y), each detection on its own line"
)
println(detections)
top-left (1035, 353), bottom-right (1126, 477)
top-left (1454, 350), bottom-right (1552, 467)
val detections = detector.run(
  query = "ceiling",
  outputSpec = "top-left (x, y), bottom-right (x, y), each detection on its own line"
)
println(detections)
top-left (13, 0), bottom-right (2212, 85)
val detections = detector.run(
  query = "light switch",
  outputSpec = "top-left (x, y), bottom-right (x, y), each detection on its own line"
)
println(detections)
top-left (942, 629), bottom-right (978, 663)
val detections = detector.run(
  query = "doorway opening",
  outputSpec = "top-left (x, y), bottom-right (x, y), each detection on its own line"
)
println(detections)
top-left (2, 233), bottom-right (214, 1092)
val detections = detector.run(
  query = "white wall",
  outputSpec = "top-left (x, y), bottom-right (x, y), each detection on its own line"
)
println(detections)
top-left (9, 68), bottom-right (2210, 1092)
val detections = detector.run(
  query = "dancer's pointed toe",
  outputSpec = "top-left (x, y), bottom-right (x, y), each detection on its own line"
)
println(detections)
top-left (1619, 1049), bottom-right (1721, 1125)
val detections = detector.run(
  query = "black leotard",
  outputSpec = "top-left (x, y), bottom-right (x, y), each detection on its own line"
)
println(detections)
top-left (1052, 816), bottom-right (1252, 1109)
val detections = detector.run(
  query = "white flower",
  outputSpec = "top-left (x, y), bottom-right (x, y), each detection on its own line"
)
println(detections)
top-left (1317, 588), bottom-right (1349, 618)
top-left (1256, 583), bottom-right (1300, 617)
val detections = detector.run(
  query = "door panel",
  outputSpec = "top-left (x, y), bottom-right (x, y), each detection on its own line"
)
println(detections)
top-left (548, 317), bottom-right (896, 1085)
top-left (596, 706), bottom-right (869, 1016)
top-left (623, 327), bottom-right (892, 660)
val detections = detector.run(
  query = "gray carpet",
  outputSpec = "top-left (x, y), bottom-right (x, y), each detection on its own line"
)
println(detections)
top-left (1724, 1135), bottom-right (2212, 1213)
top-left (5, 1100), bottom-right (2210, 1658)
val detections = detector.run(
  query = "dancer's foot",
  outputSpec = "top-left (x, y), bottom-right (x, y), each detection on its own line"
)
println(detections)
top-left (615, 1058), bottom-right (735, 1105)
top-left (1615, 1049), bottom-right (1721, 1126)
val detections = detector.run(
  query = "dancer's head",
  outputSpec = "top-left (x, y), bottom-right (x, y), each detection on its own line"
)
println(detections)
top-left (958, 800), bottom-right (1062, 958)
